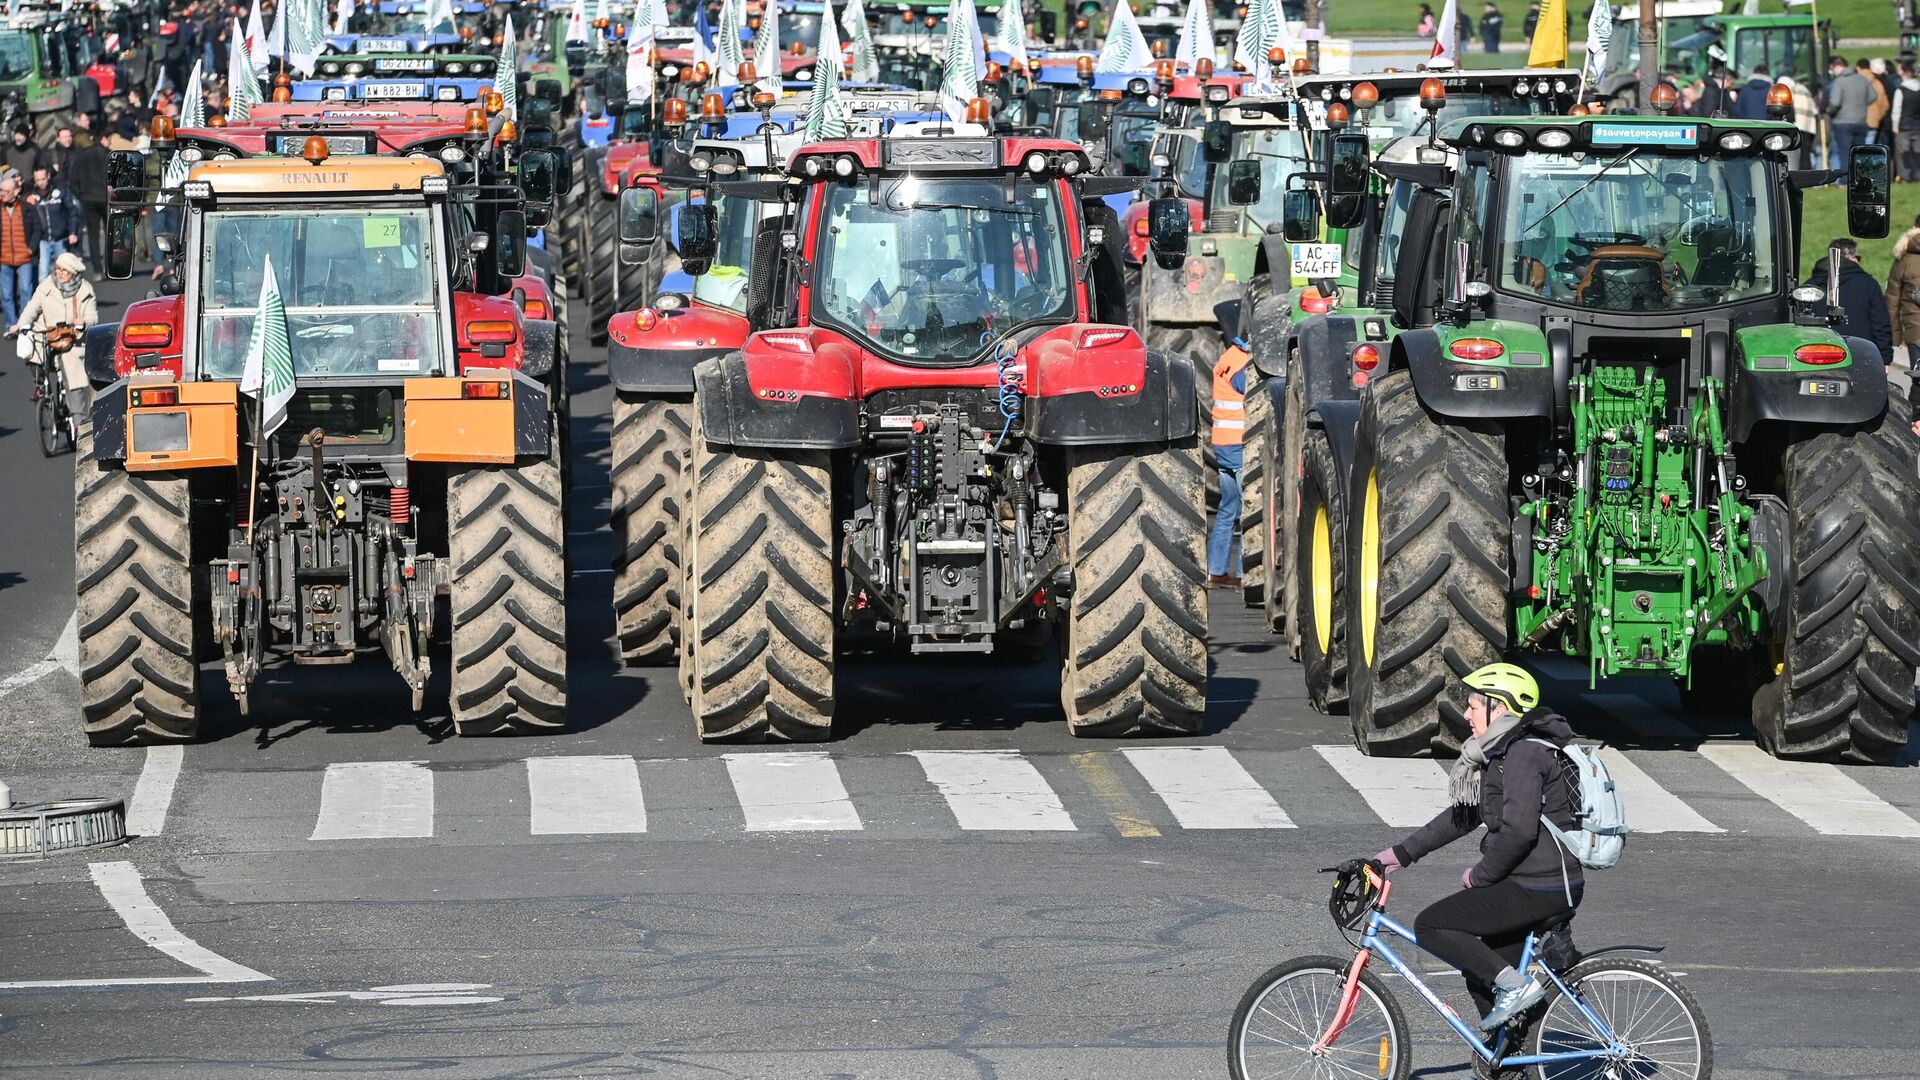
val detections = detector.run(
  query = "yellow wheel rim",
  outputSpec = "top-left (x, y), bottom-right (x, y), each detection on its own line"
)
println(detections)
top-left (1359, 469), bottom-right (1381, 666)
top-left (1312, 503), bottom-right (1333, 655)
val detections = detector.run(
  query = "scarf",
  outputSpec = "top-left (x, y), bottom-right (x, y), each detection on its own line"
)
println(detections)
top-left (57, 275), bottom-right (82, 298)
top-left (1447, 707), bottom-right (1530, 807)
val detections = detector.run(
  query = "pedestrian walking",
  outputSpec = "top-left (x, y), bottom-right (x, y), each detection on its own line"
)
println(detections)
top-left (26, 167), bottom-right (79, 281)
top-left (0, 174), bottom-right (45, 329)
top-left (1479, 2), bottom-right (1503, 53)
top-left (3, 124), bottom-right (44, 181)
top-left (1871, 57), bottom-right (1898, 145)
top-left (1208, 340), bottom-right (1250, 589)
top-left (1779, 72), bottom-right (1820, 170)
top-left (1885, 216), bottom-right (1920, 367)
top-left (1522, 2), bottom-right (1539, 39)
top-left (66, 135), bottom-right (107, 273)
top-left (1894, 62), bottom-right (1920, 181)
top-left (1825, 57), bottom-right (1872, 175)
top-left (1417, 2), bottom-right (1436, 36)
top-left (1812, 239), bottom-right (1894, 361)
top-left (48, 126), bottom-right (79, 183)
top-left (1865, 58), bottom-right (1891, 144)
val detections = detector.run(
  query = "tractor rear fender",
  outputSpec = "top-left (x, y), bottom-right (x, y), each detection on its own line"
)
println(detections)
top-left (1291, 313), bottom-right (1361, 409)
top-left (693, 348), bottom-right (863, 451)
top-left (1305, 399), bottom-right (1362, 508)
top-left (1259, 233), bottom-right (1289, 290)
top-left (1396, 327), bottom-right (1556, 420)
top-left (521, 318), bottom-right (558, 381)
top-left (88, 378), bottom-right (240, 470)
top-left (84, 323), bottom-right (119, 387)
top-left (1026, 342), bottom-right (1198, 446)
top-left (607, 304), bottom-right (747, 395)
top-left (405, 370), bottom-right (553, 464)
top-left (1726, 336), bottom-right (1889, 444)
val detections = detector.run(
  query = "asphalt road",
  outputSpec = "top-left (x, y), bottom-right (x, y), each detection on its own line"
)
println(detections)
top-left (1, 277), bottom-right (1918, 1079)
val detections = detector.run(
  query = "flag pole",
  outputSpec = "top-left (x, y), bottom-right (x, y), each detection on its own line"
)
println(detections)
top-left (245, 391), bottom-right (262, 546)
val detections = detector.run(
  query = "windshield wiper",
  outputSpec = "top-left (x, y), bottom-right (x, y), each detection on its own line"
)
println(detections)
top-left (884, 200), bottom-right (1039, 216)
top-left (1521, 148), bottom-right (1641, 237)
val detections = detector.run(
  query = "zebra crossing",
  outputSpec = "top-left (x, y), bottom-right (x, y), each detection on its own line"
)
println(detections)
top-left (149, 740), bottom-right (1920, 849)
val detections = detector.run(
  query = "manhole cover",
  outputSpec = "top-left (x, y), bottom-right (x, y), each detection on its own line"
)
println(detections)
top-left (0, 798), bottom-right (128, 858)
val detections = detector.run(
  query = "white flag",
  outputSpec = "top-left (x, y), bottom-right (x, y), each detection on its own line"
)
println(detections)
top-left (238, 256), bottom-right (296, 440)
top-left (565, 0), bottom-right (589, 44)
top-left (627, 0), bottom-right (658, 103)
top-left (227, 17), bottom-right (262, 121)
top-left (1174, 0), bottom-right (1211, 71)
top-left (752, 0), bottom-right (781, 96)
top-left (180, 60), bottom-right (204, 128)
top-left (1583, 0), bottom-right (1613, 83)
top-left (1233, 0), bottom-right (1282, 75)
top-left (938, 0), bottom-right (983, 122)
top-left (333, 0), bottom-right (353, 35)
top-left (843, 0), bottom-right (880, 82)
top-left (990, 0), bottom-right (1028, 72)
top-left (425, 0), bottom-right (455, 34)
top-left (495, 14), bottom-right (518, 118)
top-left (246, 0), bottom-right (269, 77)
top-left (1097, 1), bottom-right (1151, 72)
top-left (804, 0), bottom-right (850, 137)
top-left (1431, 0), bottom-right (1460, 65)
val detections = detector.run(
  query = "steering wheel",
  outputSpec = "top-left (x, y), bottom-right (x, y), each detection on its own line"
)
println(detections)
top-left (1566, 232), bottom-right (1648, 250)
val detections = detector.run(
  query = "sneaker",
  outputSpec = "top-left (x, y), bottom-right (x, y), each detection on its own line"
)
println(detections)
top-left (1478, 978), bottom-right (1546, 1031)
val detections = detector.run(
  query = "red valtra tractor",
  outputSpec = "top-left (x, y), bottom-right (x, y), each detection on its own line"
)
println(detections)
top-left (674, 129), bottom-right (1210, 741)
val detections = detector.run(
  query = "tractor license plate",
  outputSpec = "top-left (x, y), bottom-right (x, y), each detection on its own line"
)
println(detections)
top-left (1454, 373), bottom-right (1503, 392)
top-left (1290, 243), bottom-right (1341, 279)
top-left (375, 57), bottom-right (435, 72)
top-left (359, 37), bottom-right (410, 52)
top-left (1799, 378), bottom-right (1848, 396)
top-left (362, 82), bottom-right (426, 98)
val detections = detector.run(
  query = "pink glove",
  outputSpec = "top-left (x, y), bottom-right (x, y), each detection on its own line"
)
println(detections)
top-left (1462, 867), bottom-right (1477, 889)
top-left (1373, 849), bottom-right (1403, 875)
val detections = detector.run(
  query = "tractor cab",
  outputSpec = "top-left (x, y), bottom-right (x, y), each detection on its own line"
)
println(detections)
top-left (1293, 69), bottom-right (1578, 152)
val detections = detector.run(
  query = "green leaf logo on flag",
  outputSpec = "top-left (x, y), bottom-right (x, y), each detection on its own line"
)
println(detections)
top-left (805, 0), bottom-right (851, 138)
top-left (239, 255), bottom-right (296, 439)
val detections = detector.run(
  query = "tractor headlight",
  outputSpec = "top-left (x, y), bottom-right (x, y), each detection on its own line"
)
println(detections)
top-left (1763, 132), bottom-right (1796, 152)
top-left (1718, 131), bottom-right (1753, 151)
top-left (445, 61), bottom-right (465, 74)
top-left (1513, 81), bottom-right (1530, 96)
top-left (1535, 128), bottom-right (1571, 149)
top-left (179, 146), bottom-right (204, 162)
top-left (1025, 150), bottom-right (1049, 174)
top-left (833, 154), bottom-right (857, 177)
top-left (690, 152), bottom-right (713, 172)
top-left (440, 145), bottom-right (466, 163)
top-left (347, 62), bottom-right (366, 74)
top-left (1493, 128), bottom-right (1525, 148)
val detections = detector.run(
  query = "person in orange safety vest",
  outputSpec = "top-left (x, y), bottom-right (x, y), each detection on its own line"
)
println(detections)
top-left (1209, 337), bottom-right (1251, 588)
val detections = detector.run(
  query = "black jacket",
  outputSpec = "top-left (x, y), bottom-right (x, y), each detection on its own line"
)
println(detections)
top-left (1730, 77), bottom-right (1773, 121)
top-left (1393, 708), bottom-right (1584, 893)
top-left (1812, 257), bottom-right (1895, 360)
top-left (66, 142), bottom-right (107, 204)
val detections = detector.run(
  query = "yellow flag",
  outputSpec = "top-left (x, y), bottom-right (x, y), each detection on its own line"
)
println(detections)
top-left (1528, 0), bottom-right (1568, 68)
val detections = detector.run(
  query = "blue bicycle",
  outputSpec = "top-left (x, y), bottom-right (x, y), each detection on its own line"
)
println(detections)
top-left (1229, 860), bottom-right (1712, 1080)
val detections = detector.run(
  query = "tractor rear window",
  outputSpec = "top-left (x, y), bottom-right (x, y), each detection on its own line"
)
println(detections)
top-left (1497, 151), bottom-right (1776, 311)
top-left (198, 207), bottom-right (443, 380)
top-left (1212, 127), bottom-right (1305, 234)
top-left (812, 177), bottom-right (1073, 363)
top-left (691, 193), bottom-right (760, 314)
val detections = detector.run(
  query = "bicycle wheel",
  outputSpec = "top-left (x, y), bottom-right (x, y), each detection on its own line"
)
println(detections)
top-left (1228, 954), bottom-right (1411, 1080)
top-left (1526, 957), bottom-right (1712, 1080)
top-left (38, 391), bottom-right (59, 457)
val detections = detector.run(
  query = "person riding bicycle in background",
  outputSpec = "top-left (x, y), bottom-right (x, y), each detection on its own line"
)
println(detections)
top-left (1369, 663), bottom-right (1582, 1032)
top-left (10, 251), bottom-right (98, 421)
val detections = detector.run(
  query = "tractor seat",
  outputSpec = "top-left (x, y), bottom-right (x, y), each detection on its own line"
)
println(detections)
top-left (1575, 245), bottom-right (1670, 311)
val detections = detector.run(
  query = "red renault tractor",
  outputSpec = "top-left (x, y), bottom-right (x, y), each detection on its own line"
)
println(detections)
top-left (674, 128), bottom-right (1209, 741)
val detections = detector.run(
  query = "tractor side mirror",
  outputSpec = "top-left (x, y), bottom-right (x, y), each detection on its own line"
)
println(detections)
top-left (679, 201), bottom-right (719, 264)
top-left (107, 149), bottom-right (144, 205)
top-left (494, 209), bottom-right (527, 278)
top-left (524, 97), bottom-right (556, 130)
top-left (535, 77), bottom-right (563, 105)
top-left (1225, 158), bottom-right (1261, 205)
top-left (518, 148), bottom-right (559, 208)
top-left (1076, 99), bottom-right (1113, 142)
top-left (619, 186), bottom-right (661, 264)
top-left (1282, 189), bottom-right (1320, 242)
top-left (1326, 131), bottom-right (1369, 229)
top-left (1202, 119), bottom-right (1232, 164)
top-left (1147, 197), bottom-right (1189, 270)
top-left (522, 127), bottom-right (556, 150)
top-left (106, 211), bottom-right (136, 280)
top-left (1847, 143), bottom-right (1891, 239)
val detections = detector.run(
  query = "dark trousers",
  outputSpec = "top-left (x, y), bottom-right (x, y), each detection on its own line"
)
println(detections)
top-left (81, 201), bottom-right (107, 271)
top-left (1414, 880), bottom-right (1578, 1015)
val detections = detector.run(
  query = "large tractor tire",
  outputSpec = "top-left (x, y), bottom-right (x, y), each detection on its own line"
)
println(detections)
top-left (1147, 322), bottom-right (1220, 519)
top-left (1237, 276), bottom-right (1279, 611)
top-left (1754, 397), bottom-right (1920, 764)
top-left (448, 439), bottom-right (569, 735)
top-left (1272, 364), bottom-right (1306, 643)
top-left (1061, 435), bottom-right (1210, 736)
top-left (1345, 370), bottom-right (1509, 756)
top-left (586, 193), bottom-right (618, 345)
top-left (682, 409), bottom-right (836, 741)
top-left (1297, 427), bottom-right (1348, 714)
top-left (75, 437), bottom-right (200, 746)
top-left (609, 395), bottom-right (690, 666)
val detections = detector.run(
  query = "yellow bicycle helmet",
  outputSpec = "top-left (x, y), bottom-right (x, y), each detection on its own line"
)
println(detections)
top-left (1461, 662), bottom-right (1540, 714)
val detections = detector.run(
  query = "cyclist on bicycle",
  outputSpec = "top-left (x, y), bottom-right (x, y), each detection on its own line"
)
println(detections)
top-left (10, 251), bottom-right (97, 421)
top-left (1368, 663), bottom-right (1582, 1032)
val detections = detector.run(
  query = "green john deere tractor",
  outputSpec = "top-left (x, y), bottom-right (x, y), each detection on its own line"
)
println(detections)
top-left (1324, 112), bottom-right (1919, 764)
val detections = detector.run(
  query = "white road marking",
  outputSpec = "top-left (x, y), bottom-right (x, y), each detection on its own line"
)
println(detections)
top-left (0, 613), bottom-right (78, 700)
top-left (0, 862), bottom-right (271, 989)
top-left (1699, 745), bottom-right (1920, 837)
top-left (1595, 748), bottom-right (1721, 834)
top-left (723, 752), bottom-right (863, 831)
top-left (526, 755), bottom-right (647, 835)
top-left (310, 761), bottom-right (435, 840)
top-left (126, 745), bottom-right (185, 837)
top-left (1120, 747), bottom-right (1295, 829)
top-left (186, 984), bottom-right (500, 1005)
top-left (1313, 746), bottom-right (1451, 827)
top-left (910, 750), bottom-right (1076, 831)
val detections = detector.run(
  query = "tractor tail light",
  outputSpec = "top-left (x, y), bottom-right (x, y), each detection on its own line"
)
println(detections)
top-left (1351, 343), bottom-right (1381, 371)
top-left (1794, 343), bottom-right (1847, 365)
top-left (467, 319), bottom-right (518, 343)
top-left (463, 380), bottom-right (509, 399)
top-left (523, 298), bottom-right (550, 320)
top-left (1133, 216), bottom-right (1150, 236)
top-left (1449, 338), bottom-right (1505, 361)
top-left (1078, 328), bottom-right (1131, 349)
top-left (131, 386), bottom-right (179, 407)
top-left (1299, 289), bottom-right (1333, 314)
top-left (123, 322), bottom-right (174, 348)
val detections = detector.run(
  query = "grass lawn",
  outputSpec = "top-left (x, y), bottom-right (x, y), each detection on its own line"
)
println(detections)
top-left (1323, 0), bottom-right (1900, 48)
top-left (1800, 184), bottom-right (1920, 284)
